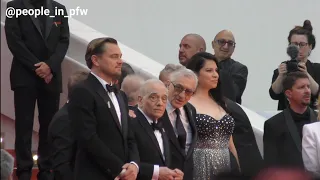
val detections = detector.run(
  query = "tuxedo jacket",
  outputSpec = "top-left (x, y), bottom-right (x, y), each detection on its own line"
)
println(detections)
top-left (130, 109), bottom-right (171, 180)
top-left (161, 103), bottom-right (197, 180)
top-left (225, 99), bottom-right (263, 177)
top-left (5, 0), bottom-right (69, 92)
top-left (68, 74), bottom-right (139, 180)
top-left (302, 122), bottom-right (320, 178)
top-left (264, 108), bottom-right (317, 168)
top-left (48, 103), bottom-right (75, 180)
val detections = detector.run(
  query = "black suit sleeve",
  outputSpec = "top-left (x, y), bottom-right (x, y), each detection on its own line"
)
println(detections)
top-left (4, 2), bottom-right (40, 71)
top-left (263, 121), bottom-right (278, 166)
top-left (46, 5), bottom-right (69, 74)
top-left (68, 86), bottom-right (123, 177)
top-left (127, 117), bottom-right (140, 164)
top-left (269, 69), bottom-right (282, 100)
top-left (138, 163), bottom-right (154, 180)
top-left (49, 114), bottom-right (74, 179)
top-left (220, 64), bottom-right (248, 102)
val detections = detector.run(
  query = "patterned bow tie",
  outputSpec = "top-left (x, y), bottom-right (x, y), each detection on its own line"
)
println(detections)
top-left (106, 84), bottom-right (118, 93)
top-left (151, 121), bottom-right (163, 131)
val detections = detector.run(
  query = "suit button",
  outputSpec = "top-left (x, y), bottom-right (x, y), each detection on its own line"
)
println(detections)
top-left (107, 169), bottom-right (111, 173)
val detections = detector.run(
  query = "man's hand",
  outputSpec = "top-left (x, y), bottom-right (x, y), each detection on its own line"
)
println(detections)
top-left (278, 63), bottom-right (287, 76)
top-left (128, 110), bottom-right (136, 118)
top-left (173, 169), bottom-right (184, 180)
top-left (118, 163), bottom-right (138, 180)
top-left (159, 167), bottom-right (177, 180)
top-left (44, 73), bottom-right (53, 84)
top-left (35, 62), bottom-right (51, 78)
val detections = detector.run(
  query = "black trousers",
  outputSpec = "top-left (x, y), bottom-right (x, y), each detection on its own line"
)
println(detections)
top-left (14, 84), bottom-right (60, 179)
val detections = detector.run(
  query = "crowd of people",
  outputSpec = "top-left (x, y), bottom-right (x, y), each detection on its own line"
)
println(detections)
top-left (1, 0), bottom-right (320, 180)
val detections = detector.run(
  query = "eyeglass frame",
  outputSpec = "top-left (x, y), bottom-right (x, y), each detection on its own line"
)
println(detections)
top-left (214, 39), bottom-right (236, 47)
top-left (170, 82), bottom-right (195, 96)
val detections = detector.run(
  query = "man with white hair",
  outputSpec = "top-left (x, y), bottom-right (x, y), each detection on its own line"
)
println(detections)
top-left (1, 149), bottom-right (15, 180)
top-left (161, 68), bottom-right (198, 180)
top-left (121, 74), bottom-right (145, 109)
top-left (131, 79), bottom-right (184, 180)
top-left (159, 64), bottom-right (184, 84)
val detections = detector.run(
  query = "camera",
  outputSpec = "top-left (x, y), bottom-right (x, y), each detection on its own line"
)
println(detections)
top-left (285, 60), bottom-right (299, 72)
top-left (286, 44), bottom-right (300, 73)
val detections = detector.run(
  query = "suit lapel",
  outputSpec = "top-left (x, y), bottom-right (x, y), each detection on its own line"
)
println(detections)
top-left (284, 108), bottom-right (302, 152)
top-left (116, 93), bottom-right (128, 138)
top-left (44, 0), bottom-right (53, 40)
top-left (184, 104), bottom-right (197, 159)
top-left (136, 110), bottom-right (165, 164)
top-left (161, 110), bottom-right (185, 157)
top-left (88, 74), bottom-right (122, 132)
top-left (23, 0), bottom-right (43, 38)
top-left (161, 129), bottom-right (171, 166)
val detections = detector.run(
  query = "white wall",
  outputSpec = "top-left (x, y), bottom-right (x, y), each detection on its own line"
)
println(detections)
top-left (56, 0), bottom-right (320, 111)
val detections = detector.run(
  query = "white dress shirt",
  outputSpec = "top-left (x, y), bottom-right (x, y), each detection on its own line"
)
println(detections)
top-left (138, 108), bottom-right (164, 180)
top-left (91, 72), bottom-right (121, 124)
top-left (166, 102), bottom-right (192, 154)
top-left (302, 122), bottom-right (320, 178)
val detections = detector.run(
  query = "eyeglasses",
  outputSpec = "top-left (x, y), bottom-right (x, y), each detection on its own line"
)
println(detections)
top-left (215, 39), bottom-right (236, 47)
top-left (290, 42), bottom-right (309, 47)
top-left (171, 82), bottom-right (195, 96)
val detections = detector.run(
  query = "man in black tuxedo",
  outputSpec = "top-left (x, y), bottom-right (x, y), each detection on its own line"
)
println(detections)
top-left (68, 38), bottom-right (139, 180)
top-left (48, 70), bottom-right (89, 180)
top-left (131, 79), bottom-right (184, 180)
top-left (4, 0), bottom-right (69, 179)
top-left (264, 72), bottom-right (318, 168)
top-left (160, 68), bottom-right (198, 180)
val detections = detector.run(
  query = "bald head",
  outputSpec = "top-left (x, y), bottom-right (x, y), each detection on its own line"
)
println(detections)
top-left (179, 33), bottom-right (206, 66)
top-left (212, 30), bottom-right (236, 61)
top-left (121, 74), bottom-right (145, 106)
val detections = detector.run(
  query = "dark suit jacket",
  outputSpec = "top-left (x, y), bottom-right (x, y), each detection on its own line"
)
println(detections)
top-left (5, 0), bottom-right (69, 92)
top-left (68, 74), bottom-right (140, 180)
top-left (131, 109), bottom-right (171, 180)
top-left (48, 103), bottom-right (75, 180)
top-left (263, 108), bottom-right (317, 168)
top-left (219, 58), bottom-right (248, 104)
top-left (161, 103), bottom-right (197, 180)
top-left (225, 99), bottom-right (263, 177)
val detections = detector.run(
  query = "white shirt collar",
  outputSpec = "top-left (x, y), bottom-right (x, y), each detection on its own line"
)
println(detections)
top-left (90, 72), bottom-right (112, 91)
top-left (138, 107), bottom-right (156, 124)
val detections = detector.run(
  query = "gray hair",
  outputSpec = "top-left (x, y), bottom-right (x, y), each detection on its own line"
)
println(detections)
top-left (169, 68), bottom-right (198, 89)
top-left (139, 79), bottom-right (167, 97)
top-left (1, 149), bottom-right (14, 180)
top-left (121, 74), bottom-right (145, 103)
top-left (159, 64), bottom-right (185, 79)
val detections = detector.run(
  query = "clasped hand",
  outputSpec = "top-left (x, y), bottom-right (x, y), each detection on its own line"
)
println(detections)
top-left (114, 163), bottom-right (138, 180)
top-left (34, 62), bottom-right (52, 84)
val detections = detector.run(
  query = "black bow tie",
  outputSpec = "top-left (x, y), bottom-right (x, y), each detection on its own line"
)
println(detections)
top-left (151, 121), bottom-right (163, 131)
top-left (106, 84), bottom-right (118, 93)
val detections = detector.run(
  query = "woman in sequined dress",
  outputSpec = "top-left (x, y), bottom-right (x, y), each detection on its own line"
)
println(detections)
top-left (186, 52), bottom-right (240, 180)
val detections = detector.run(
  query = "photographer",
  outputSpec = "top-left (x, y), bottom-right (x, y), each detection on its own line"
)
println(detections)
top-left (269, 20), bottom-right (320, 110)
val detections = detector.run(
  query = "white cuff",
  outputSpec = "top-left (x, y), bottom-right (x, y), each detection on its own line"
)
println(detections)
top-left (152, 165), bottom-right (159, 180)
top-left (130, 161), bottom-right (139, 172)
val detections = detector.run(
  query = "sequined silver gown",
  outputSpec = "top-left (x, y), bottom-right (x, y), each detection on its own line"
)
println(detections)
top-left (193, 114), bottom-right (235, 180)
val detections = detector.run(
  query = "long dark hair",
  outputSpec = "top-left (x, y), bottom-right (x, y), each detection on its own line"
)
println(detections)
top-left (186, 52), bottom-right (229, 113)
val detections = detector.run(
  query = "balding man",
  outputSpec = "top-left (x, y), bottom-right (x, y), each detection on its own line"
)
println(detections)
top-left (159, 64), bottom-right (184, 84)
top-left (212, 30), bottom-right (248, 104)
top-left (121, 74), bottom-right (145, 109)
top-left (178, 34), bottom-right (206, 66)
top-left (131, 79), bottom-right (184, 180)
